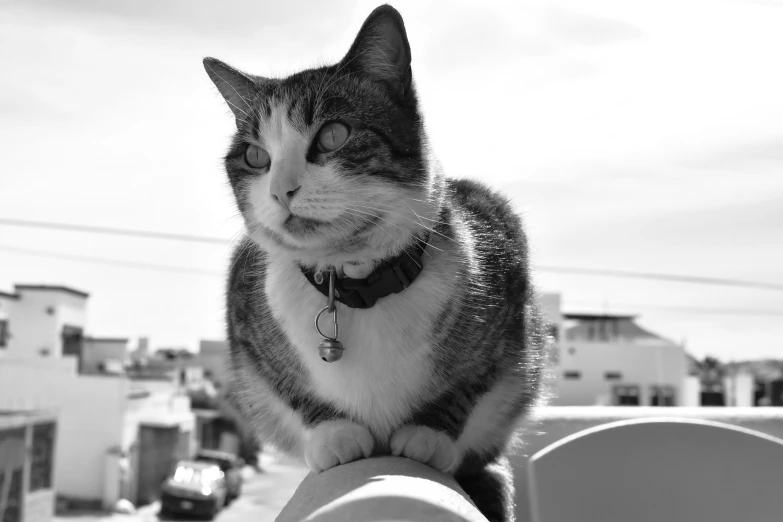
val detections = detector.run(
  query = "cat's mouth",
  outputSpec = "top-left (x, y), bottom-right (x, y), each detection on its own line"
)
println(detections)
top-left (283, 214), bottom-right (327, 236)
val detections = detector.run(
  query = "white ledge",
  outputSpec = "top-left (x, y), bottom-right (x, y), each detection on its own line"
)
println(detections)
top-left (274, 456), bottom-right (488, 522)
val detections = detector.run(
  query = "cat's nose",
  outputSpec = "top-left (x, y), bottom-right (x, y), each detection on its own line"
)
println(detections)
top-left (270, 177), bottom-right (301, 211)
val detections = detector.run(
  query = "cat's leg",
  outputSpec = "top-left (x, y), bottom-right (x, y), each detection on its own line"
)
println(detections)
top-left (389, 425), bottom-right (458, 473)
top-left (304, 420), bottom-right (375, 473)
top-left (455, 453), bottom-right (516, 522)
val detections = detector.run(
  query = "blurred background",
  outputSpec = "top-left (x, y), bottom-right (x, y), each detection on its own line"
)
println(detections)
top-left (0, 1), bottom-right (782, 521)
top-left (2, 0), bottom-right (781, 359)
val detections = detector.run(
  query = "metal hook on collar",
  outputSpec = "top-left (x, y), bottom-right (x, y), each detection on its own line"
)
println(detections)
top-left (314, 306), bottom-right (339, 341)
top-left (313, 268), bottom-right (344, 362)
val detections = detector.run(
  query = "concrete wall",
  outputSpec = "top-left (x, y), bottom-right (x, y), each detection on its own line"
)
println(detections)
top-left (511, 406), bottom-right (783, 522)
top-left (551, 340), bottom-right (687, 406)
top-left (4, 292), bottom-right (61, 357)
top-left (0, 358), bottom-right (128, 501)
top-left (0, 357), bottom-right (79, 411)
top-left (55, 375), bottom-right (128, 500)
top-left (23, 490), bottom-right (56, 522)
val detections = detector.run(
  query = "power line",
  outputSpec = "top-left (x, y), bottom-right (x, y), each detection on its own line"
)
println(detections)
top-left (566, 300), bottom-right (782, 317)
top-left (2, 245), bottom-right (778, 319)
top-left (1, 245), bottom-right (780, 317)
top-left (0, 245), bottom-right (223, 277)
top-left (537, 266), bottom-right (783, 292)
top-left (2, 216), bottom-right (782, 292)
top-left (0, 217), bottom-right (231, 245)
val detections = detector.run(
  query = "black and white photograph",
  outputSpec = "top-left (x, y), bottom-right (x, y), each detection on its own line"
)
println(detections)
top-left (1, 1), bottom-right (782, 521)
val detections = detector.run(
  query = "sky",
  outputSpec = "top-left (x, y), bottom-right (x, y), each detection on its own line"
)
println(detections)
top-left (0, 0), bottom-right (781, 361)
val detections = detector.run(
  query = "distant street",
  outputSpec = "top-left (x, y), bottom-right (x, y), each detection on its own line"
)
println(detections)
top-left (211, 454), bottom-right (309, 522)
top-left (55, 453), bottom-right (310, 522)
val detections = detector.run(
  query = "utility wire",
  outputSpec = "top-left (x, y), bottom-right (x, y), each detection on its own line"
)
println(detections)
top-left (2, 216), bottom-right (783, 292)
top-left (0, 217), bottom-right (230, 245)
top-left (0, 245), bottom-right (223, 277)
top-left (566, 301), bottom-right (782, 317)
top-left (1, 245), bottom-right (780, 317)
top-left (538, 266), bottom-right (783, 292)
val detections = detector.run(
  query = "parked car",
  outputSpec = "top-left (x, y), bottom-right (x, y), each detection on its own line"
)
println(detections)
top-left (159, 461), bottom-right (227, 520)
top-left (194, 450), bottom-right (245, 502)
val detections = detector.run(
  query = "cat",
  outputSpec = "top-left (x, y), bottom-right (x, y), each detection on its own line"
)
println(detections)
top-left (203, 5), bottom-right (548, 521)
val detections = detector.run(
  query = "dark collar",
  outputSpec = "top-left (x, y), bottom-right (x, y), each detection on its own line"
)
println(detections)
top-left (301, 235), bottom-right (429, 309)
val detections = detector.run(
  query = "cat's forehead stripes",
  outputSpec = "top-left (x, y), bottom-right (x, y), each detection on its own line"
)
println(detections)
top-left (258, 103), bottom-right (310, 154)
top-left (254, 89), bottom-right (313, 141)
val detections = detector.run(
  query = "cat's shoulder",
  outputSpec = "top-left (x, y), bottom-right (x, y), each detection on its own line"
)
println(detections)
top-left (445, 178), bottom-right (525, 235)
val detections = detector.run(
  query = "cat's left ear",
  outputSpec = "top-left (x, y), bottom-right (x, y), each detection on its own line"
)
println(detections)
top-left (340, 5), bottom-right (412, 97)
top-left (203, 57), bottom-right (257, 124)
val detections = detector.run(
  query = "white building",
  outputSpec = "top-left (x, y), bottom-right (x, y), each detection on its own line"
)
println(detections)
top-left (0, 284), bottom-right (196, 509)
top-left (540, 294), bottom-right (687, 407)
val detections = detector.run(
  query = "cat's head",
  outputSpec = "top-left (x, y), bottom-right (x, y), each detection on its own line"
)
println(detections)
top-left (205, 5), bottom-right (439, 274)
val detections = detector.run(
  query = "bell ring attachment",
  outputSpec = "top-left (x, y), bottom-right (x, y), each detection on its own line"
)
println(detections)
top-left (314, 304), bottom-right (344, 363)
top-left (318, 338), bottom-right (345, 362)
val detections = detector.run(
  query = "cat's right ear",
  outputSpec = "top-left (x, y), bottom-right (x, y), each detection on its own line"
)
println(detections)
top-left (203, 57), bottom-right (256, 124)
top-left (340, 5), bottom-right (412, 97)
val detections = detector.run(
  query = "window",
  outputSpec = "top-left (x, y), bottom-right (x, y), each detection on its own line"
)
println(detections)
top-left (30, 422), bottom-right (56, 491)
top-left (563, 371), bottom-right (581, 380)
top-left (0, 427), bottom-right (25, 522)
top-left (651, 385), bottom-right (676, 406)
top-left (604, 371), bottom-right (622, 380)
top-left (587, 324), bottom-right (595, 341)
top-left (613, 385), bottom-right (640, 405)
top-left (0, 319), bottom-right (7, 348)
top-left (61, 325), bottom-right (84, 369)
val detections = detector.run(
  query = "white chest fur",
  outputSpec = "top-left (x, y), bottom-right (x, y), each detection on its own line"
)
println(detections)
top-left (264, 253), bottom-right (457, 440)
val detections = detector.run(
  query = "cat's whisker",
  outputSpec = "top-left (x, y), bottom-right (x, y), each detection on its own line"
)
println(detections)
top-left (347, 202), bottom-right (454, 247)
top-left (343, 209), bottom-right (423, 270)
top-left (350, 199), bottom-right (448, 226)
top-left (343, 207), bottom-right (423, 270)
top-left (352, 201), bottom-right (448, 226)
top-left (346, 203), bottom-right (445, 256)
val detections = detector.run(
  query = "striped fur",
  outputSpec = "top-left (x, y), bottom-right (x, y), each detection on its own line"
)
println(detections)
top-left (206, 5), bottom-right (548, 521)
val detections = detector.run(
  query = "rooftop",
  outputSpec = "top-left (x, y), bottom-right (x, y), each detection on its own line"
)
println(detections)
top-left (85, 336), bottom-right (129, 343)
top-left (14, 284), bottom-right (90, 299)
top-left (565, 312), bottom-right (673, 344)
top-left (563, 312), bottom-right (638, 321)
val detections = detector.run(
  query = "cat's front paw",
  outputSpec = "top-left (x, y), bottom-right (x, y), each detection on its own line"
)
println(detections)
top-left (304, 420), bottom-right (374, 473)
top-left (390, 425), bottom-right (458, 474)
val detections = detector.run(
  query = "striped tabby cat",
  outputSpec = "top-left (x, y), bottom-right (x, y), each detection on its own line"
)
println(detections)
top-left (204, 5), bottom-right (548, 521)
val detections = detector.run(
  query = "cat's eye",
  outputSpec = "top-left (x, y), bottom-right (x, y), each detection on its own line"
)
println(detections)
top-left (244, 144), bottom-right (270, 169)
top-left (316, 122), bottom-right (350, 153)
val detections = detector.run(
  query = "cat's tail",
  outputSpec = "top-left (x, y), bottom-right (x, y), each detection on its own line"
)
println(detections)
top-left (455, 454), bottom-right (516, 522)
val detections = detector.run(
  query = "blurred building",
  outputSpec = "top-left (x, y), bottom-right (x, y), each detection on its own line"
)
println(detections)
top-left (0, 284), bottom-right (196, 511)
top-left (0, 410), bottom-right (57, 522)
top-left (197, 340), bottom-right (229, 387)
top-left (0, 285), bottom-right (87, 360)
top-left (541, 294), bottom-right (687, 406)
top-left (81, 337), bottom-right (129, 375)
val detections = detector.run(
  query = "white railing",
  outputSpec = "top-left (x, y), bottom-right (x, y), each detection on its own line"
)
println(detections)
top-left (275, 456), bottom-right (487, 522)
top-left (275, 407), bottom-right (783, 522)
